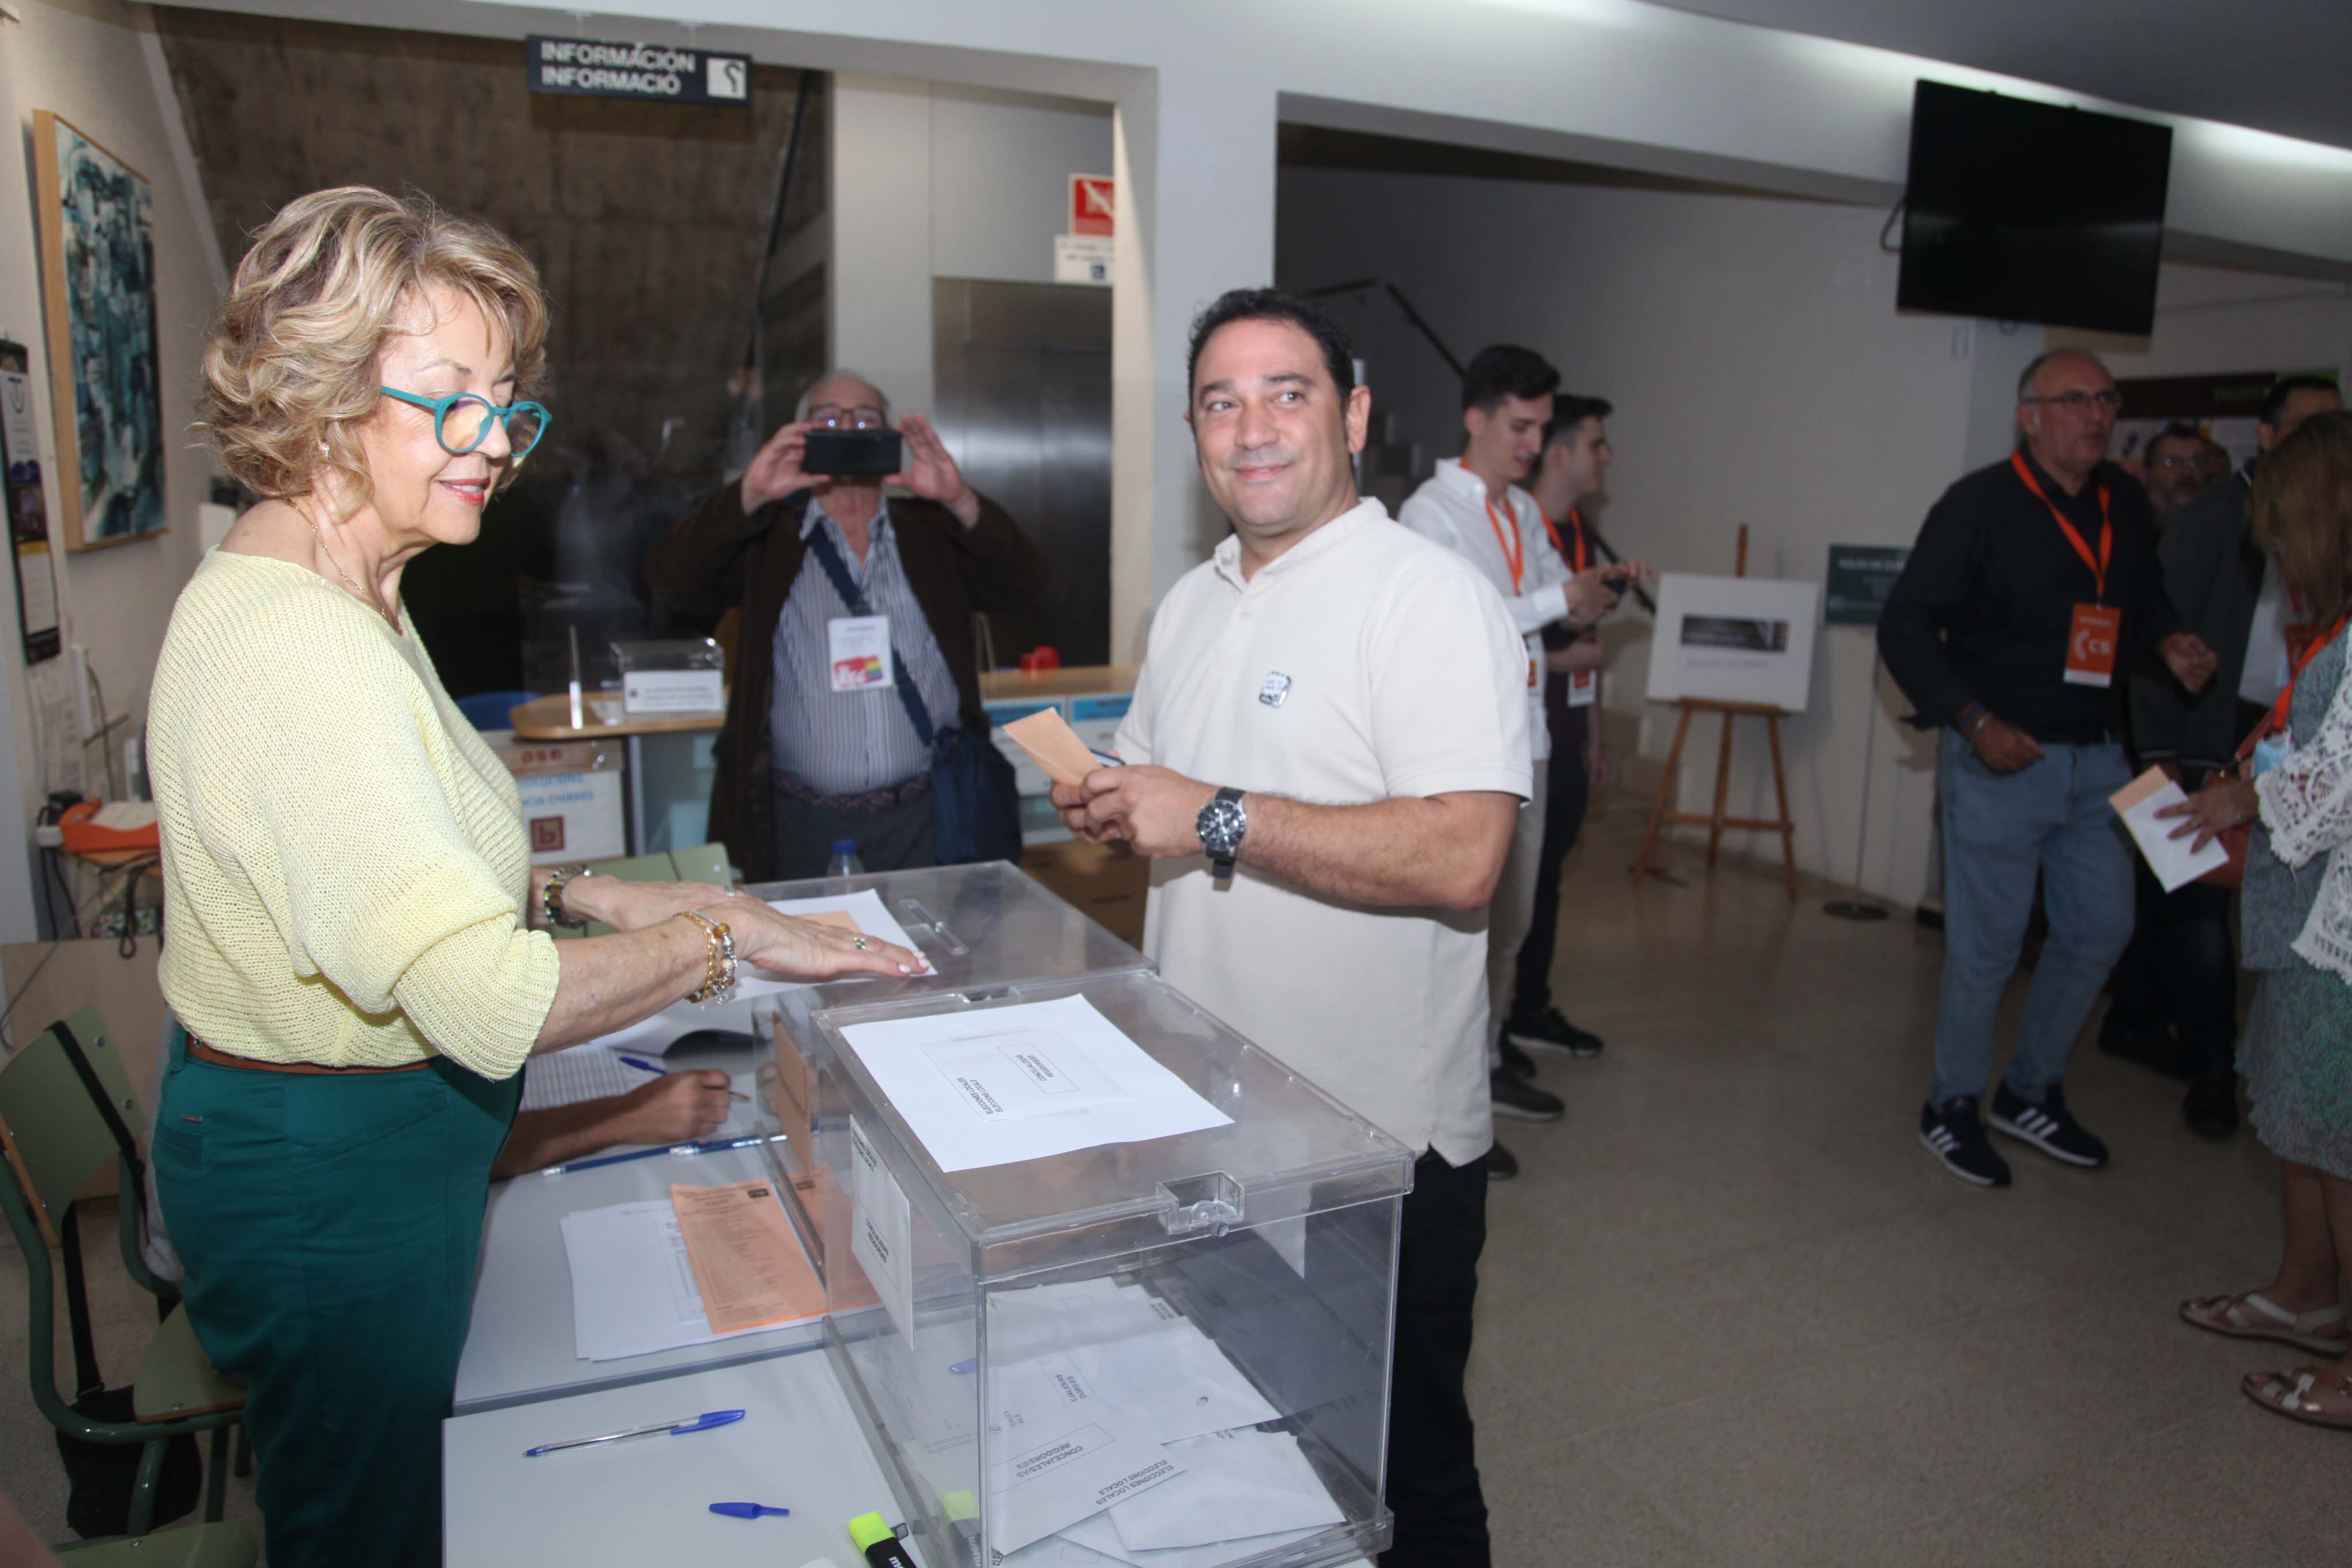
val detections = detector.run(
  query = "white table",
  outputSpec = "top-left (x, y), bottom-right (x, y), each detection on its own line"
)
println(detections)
top-left (453, 1032), bottom-right (826, 1414)
top-left (444, 1354), bottom-right (911, 1568)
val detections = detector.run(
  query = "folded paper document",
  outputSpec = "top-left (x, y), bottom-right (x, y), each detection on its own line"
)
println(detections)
top-left (1003, 707), bottom-right (1105, 788)
top-left (672, 1179), bottom-right (830, 1335)
top-left (2110, 766), bottom-right (2230, 893)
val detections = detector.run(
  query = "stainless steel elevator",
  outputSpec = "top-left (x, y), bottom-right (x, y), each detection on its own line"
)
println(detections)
top-left (930, 277), bottom-right (1113, 666)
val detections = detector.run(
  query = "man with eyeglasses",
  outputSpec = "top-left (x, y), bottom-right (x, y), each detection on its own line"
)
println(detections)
top-left (647, 370), bottom-right (1046, 880)
top-left (1882, 348), bottom-right (2219, 1188)
top-left (2139, 422), bottom-right (2212, 530)
top-left (2114, 374), bottom-right (2346, 1137)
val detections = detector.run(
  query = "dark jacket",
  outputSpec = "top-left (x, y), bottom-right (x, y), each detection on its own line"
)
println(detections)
top-left (643, 483), bottom-right (1047, 880)
top-left (2129, 469), bottom-right (2264, 771)
top-left (1879, 451), bottom-right (2181, 743)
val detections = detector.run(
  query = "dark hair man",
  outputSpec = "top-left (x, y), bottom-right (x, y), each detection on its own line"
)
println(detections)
top-left (1505, 394), bottom-right (1616, 1066)
top-left (2142, 422), bottom-right (2211, 528)
top-left (2112, 373), bottom-right (2345, 1135)
top-left (1881, 348), bottom-right (2217, 1188)
top-left (1053, 288), bottom-right (1532, 1567)
top-left (647, 371), bottom-right (1047, 880)
top-left (1399, 349), bottom-right (1650, 1137)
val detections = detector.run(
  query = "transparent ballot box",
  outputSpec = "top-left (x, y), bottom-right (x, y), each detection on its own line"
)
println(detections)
top-left (806, 968), bottom-right (1414, 1568)
top-left (747, 861), bottom-right (1151, 1233)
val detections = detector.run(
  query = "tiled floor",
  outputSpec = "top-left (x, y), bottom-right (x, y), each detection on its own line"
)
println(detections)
top-left (1, 798), bottom-right (2343, 1563)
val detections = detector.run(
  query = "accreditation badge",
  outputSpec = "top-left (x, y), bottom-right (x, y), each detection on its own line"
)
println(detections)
top-left (829, 615), bottom-right (894, 692)
top-left (2064, 604), bottom-right (2120, 688)
top-left (1567, 670), bottom-right (1597, 708)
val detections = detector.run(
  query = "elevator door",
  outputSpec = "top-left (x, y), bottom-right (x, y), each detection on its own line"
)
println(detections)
top-left (932, 278), bottom-right (1112, 666)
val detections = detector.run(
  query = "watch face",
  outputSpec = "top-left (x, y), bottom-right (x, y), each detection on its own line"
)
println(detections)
top-left (1200, 798), bottom-right (1246, 855)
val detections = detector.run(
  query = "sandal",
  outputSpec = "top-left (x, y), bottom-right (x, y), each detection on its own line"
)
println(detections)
top-left (2180, 1292), bottom-right (2349, 1356)
top-left (2244, 1363), bottom-right (2352, 1430)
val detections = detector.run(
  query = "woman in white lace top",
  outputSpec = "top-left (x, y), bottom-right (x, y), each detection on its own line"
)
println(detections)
top-left (2169, 409), bottom-right (2352, 1430)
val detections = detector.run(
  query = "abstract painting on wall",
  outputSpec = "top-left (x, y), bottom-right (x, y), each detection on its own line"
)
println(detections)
top-left (33, 111), bottom-right (165, 549)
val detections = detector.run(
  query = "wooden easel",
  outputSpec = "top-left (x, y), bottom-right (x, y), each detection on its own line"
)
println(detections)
top-left (1629, 526), bottom-right (1799, 898)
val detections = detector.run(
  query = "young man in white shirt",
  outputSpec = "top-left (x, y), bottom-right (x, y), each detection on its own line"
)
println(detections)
top-left (1050, 289), bottom-right (1531, 1567)
top-left (1399, 349), bottom-right (1650, 1132)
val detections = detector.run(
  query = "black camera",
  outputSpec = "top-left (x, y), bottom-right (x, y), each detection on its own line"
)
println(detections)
top-left (803, 428), bottom-right (902, 477)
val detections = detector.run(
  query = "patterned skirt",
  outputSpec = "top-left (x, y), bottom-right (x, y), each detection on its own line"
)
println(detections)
top-left (2242, 963), bottom-right (2352, 1180)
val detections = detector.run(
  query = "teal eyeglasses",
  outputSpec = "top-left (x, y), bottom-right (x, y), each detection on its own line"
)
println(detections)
top-left (380, 387), bottom-right (551, 458)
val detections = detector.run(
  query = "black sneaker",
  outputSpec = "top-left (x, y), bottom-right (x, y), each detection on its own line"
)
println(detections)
top-left (2184, 1079), bottom-right (2240, 1140)
top-left (1491, 1069), bottom-right (1563, 1122)
top-left (1507, 1007), bottom-right (1604, 1058)
top-left (1487, 1141), bottom-right (1518, 1181)
top-left (1498, 1035), bottom-right (1540, 1079)
top-left (1919, 1098), bottom-right (2011, 1188)
top-left (1989, 1083), bottom-right (2109, 1169)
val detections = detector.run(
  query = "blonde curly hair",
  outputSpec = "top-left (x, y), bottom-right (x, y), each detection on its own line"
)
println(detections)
top-left (197, 186), bottom-right (548, 510)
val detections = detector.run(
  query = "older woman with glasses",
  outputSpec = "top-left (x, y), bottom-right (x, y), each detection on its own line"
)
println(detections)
top-left (149, 187), bottom-right (919, 1568)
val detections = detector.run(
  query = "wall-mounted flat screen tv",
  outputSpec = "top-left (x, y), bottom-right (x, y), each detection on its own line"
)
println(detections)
top-left (1898, 81), bottom-right (2172, 336)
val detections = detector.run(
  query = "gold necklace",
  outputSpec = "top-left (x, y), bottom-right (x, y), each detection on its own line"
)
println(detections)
top-left (306, 518), bottom-right (397, 628)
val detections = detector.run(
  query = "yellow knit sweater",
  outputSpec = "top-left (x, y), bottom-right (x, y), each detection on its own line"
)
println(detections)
top-left (151, 551), bottom-right (561, 1075)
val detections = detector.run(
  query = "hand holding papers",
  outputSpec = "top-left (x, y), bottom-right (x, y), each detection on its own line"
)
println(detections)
top-left (837, 994), bottom-right (1233, 1173)
top-left (1003, 707), bottom-right (1108, 788)
top-left (733, 888), bottom-right (929, 997)
top-left (2112, 767), bottom-right (2232, 891)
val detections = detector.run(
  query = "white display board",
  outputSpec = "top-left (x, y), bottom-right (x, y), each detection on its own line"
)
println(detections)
top-left (1644, 573), bottom-right (1822, 713)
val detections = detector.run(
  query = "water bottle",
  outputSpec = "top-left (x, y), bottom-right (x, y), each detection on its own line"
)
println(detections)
top-left (827, 839), bottom-right (865, 877)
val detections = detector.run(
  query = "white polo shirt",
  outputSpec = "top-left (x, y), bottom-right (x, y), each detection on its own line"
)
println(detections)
top-left (1398, 458), bottom-right (1574, 760)
top-left (1113, 498), bottom-right (1531, 1166)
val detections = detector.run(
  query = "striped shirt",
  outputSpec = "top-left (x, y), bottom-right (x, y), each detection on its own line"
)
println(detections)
top-left (768, 497), bottom-right (963, 795)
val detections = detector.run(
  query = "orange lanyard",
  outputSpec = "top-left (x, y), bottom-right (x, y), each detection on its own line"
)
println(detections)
top-left (1483, 494), bottom-right (1525, 593)
top-left (1539, 506), bottom-right (1590, 574)
top-left (2245, 614), bottom-right (2350, 757)
top-left (2010, 452), bottom-right (2112, 602)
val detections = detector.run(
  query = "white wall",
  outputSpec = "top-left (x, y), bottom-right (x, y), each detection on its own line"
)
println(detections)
top-left (0, 0), bottom-right (225, 940)
top-left (2056, 261), bottom-right (2352, 384)
top-left (829, 76), bottom-right (1114, 413)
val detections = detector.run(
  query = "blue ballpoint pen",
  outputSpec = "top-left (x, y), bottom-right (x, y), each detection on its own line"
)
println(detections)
top-left (525, 1409), bottom-right (744, 1457)
top-left (540, 1132), bottom-right (782, 1177)
top-left (617, 1053), bottom-right (750, 1103)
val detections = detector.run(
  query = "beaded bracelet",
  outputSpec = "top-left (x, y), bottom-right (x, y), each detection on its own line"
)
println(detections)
top-left (678, 910), bottom-right (738, 1005)
top-left (543, 865), bottom-right (592, 929)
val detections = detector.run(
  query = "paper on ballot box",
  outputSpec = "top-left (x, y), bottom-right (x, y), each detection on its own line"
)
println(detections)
top-left (731, 887), bottom-right (929, 998)
top-left (2110, 767), bottom-right (2232, 892)
top-left (837, 993), bottom-right (1232, 1173)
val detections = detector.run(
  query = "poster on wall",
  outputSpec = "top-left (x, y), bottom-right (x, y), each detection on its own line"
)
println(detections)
top-left (32, 110), bottom-right (165, 551)
top-left (0, 341), bottom-right (62, 664)
top-left (1645, 573), bottom-right (1821, 713)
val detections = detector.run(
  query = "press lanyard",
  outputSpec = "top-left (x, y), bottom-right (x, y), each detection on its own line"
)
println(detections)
top-left (1540, 507), bottom-right (1589, 574)
top-left (2010, 452), bottom-right (2112, 602)
top-left (2243, 614), bottom-right (2350, 758)
top-left (1483, 493), bottom-right (1525, 594)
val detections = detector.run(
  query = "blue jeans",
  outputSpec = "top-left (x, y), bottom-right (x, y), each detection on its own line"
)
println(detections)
top-left (1931, 732), bottom-right (2136, 1105)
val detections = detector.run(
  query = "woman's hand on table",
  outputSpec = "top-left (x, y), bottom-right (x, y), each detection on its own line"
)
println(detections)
top-left (563, 876), bottom-right (741, 933)
top-left (696, 897), bottom-right (924, 981)
top-left (2155, 774), bottom-right (2260, 850)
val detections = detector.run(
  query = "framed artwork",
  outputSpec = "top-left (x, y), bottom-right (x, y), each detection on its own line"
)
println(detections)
top-left (1645, 573), bottom-right (1822, 714)
top-left (32, 110), bottom-right (165, 550)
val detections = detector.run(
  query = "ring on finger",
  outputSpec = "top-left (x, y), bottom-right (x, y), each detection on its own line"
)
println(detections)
top-left (853, 936), bottom-right (870, 950)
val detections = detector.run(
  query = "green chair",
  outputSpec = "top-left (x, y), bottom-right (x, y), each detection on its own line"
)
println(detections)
top-left (555, 842), bottom-right (736, 938)
top-left (0, 1008), bottom-right (248, 1538)
top-left (54, 1520), bottom-right (259, 1566)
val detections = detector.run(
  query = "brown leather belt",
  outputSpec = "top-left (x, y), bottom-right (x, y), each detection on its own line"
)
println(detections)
top-left (188, 1038), bottom-right (431, 1076)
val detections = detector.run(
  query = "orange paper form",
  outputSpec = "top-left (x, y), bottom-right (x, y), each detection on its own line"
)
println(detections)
top-left (802, 909), bottom-right (864, 934)
top-left (669, 1179), bottom-right (829, 1335)
top-left (1002, 706), bottom-right (1103, 787)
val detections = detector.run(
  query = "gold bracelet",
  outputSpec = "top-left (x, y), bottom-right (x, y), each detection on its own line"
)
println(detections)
top-left (678, 911), bottom-right (737, 1005)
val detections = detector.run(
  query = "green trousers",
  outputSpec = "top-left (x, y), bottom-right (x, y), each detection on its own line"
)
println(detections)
top-left (153, 1026), bottom-right (519, 1568)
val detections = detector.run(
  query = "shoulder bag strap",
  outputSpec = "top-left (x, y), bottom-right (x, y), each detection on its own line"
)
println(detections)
top-left (801, 522), bottom-right (940, 750)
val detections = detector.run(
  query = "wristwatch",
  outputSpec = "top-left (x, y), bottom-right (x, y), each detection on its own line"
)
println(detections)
top-left (1196, 787), bottom-right (1249, 880)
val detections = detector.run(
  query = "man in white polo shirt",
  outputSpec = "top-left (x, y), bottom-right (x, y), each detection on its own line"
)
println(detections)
top-left (1051, 289), bottom-right (1525, 1567)
top-left (1401, 348), bottom-right (1651, 1131)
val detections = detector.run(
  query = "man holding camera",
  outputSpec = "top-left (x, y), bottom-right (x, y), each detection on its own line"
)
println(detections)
top-left (647, 371), bottom-right (1046, 880)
